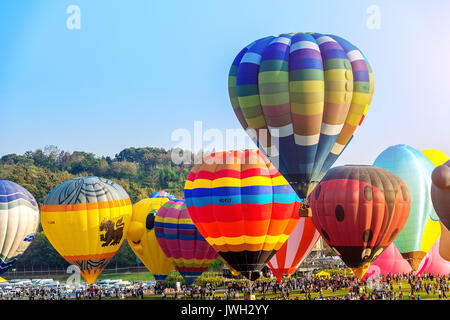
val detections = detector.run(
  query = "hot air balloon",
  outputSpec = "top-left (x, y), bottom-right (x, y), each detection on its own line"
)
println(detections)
top-left (416, 237), bottom-right (450, 276)
top-left (309, 165), bottom-right (411, 280)
top-left (150, 190), bottom-right (176, 200)
top-left (219, 256), bottom-right (241, 277)
top-left (41, 176), bottom-right (132, 284)
top-left (422, 149), bottom-right (450, 261)
top-left (374, 145), bottom-right (439, 270)
top-left (154, 200), bottom-right (218, 285)
top-left (127, 198), bottom-right (174, 281)
top-left (184, 149), bottom-right (300, 280)
top-left (267, 217), bottom-right (320, 282)
top-left (362, 243), bottom-right (413, 281)
top-left (228, 32), bottom-right (374, 203)
top-left (431, 161), bottom-right (450, 231)
top-left (0, 180), bottom-right (39, 275)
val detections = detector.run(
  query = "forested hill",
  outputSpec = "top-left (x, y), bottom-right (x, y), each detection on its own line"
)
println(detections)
top-left (0, 145), bottom-right (195, 207)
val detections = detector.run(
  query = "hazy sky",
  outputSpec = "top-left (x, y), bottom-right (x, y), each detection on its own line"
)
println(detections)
top-left (1, 0), bottom-right (449, 166)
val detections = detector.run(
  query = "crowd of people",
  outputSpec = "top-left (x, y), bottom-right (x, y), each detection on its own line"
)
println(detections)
top-left (0, 272), bottom-right (448, 300)
top-left (152, 271), bottom-right (449, 301)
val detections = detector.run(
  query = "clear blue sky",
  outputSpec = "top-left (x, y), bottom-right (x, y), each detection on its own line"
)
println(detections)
top-left (1, 0), bottom-right (449, 166)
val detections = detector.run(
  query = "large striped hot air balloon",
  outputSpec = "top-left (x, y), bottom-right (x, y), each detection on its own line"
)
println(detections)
top-left (0, 180), bottom-right (39, 275)
top-left (184, 149), bottom-right (300, 280)
top-left (127, 198), bottom-right (174, 281)
top-left (228, 32), bottom-right (374, 201)
top-left (267, 218), bottom-right (320, 282)
top-left (374, 145), bottom-right (439, 270)
top-left (154, 200), bottom-right (218, 285)
top-left (423, 149), bottom-right (450, 261)
top-left (310, 165), bottom-right (411, 280)
top-left (41, 177), bottom-right (132, 284)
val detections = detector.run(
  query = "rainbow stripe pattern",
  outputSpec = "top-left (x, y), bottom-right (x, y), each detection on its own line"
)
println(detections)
top-left (155, 200), bottom-right (218, 285)
top-left (184, 150), bottom-right (300, 279)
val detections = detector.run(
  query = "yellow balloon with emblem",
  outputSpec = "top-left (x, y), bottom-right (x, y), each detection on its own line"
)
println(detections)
top-left (422, 149), bottom-right (450, 260)
top-left (41, 177), bottom-right (132, 285)
top-left (127, 198), bottom-right (174, 280)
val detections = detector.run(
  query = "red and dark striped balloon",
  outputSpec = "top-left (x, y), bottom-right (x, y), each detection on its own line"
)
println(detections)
top-left (309, 165), bottom-right (410, 269)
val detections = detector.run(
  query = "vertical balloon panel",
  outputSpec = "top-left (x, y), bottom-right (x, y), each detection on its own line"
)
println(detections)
top-left (310, 165), bottom-right (410, 280)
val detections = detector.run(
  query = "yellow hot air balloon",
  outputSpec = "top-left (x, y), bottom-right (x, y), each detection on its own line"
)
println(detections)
top-left (41, 177), bottom-right (132, 284)
top-left (127, 198), bottom-right (174, 281)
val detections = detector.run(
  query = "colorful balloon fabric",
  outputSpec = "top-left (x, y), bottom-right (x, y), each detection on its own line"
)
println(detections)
top-left (127, 198), bottom-right (174, 281)
top-left (219, 256), bottom-right (241, 277)
top-left (362, 243), bottom-right (412, 281)
top-left (422, 149), bottom-right (450, 167)
top-left (422, 149), bottom-right (450, 261)
top-left (154, 200), bottom-right (218, 285)
top-left (0, 180), bottom-right (39, 275)
top-left (267, 217), bottom-right (320, 282)
top-left (374, 145), bottom-right (439, 270)
top-left (309, 165), bottom-right (410, 279)
top-left (41, 176), bottom-right (132, 284)
top-left (184, 149), bottom-right (300, 280)
top-left (437, 221), bottom-right (450, 261)
top-left (416, 236), bottom-right (450, 276)
top-left (150, 190), bottom-right (176, 201)
top-left (228, 32), bottom-right (374, 200)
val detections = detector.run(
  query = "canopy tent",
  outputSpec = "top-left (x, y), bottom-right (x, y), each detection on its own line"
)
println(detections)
top-left (315, 271), bottom-right (331, 278)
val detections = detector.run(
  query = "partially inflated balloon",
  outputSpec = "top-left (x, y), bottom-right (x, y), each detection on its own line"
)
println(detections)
top-left (267, 217), bottom-right (320, 282)
top-left (374, 145), bottom-right (439, 270)
top-left (150, 190), bottom-right (176, 201)
top-left (229, 33), bottom-right (374, 200)
top-left (127, 198), bottom-right (174, 281)
top-left (362, 243), bottom-right (412, 281)
top-left (184, 150), bottom-right (300, 280)
top-left (310, 165), bottom-right (410, 280)
top-left (41, 177), bottom-right (132, 284)
top-left (0, 180), bottom-right (39, 275)
top-left (155, 200), bottom-right (218, 285)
